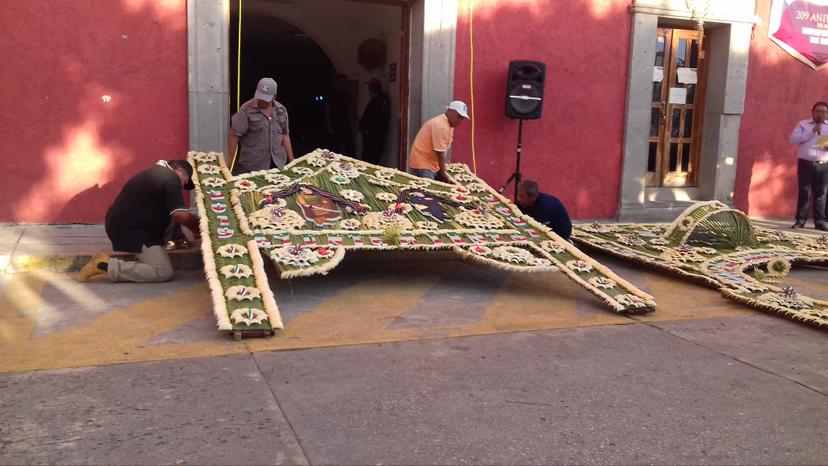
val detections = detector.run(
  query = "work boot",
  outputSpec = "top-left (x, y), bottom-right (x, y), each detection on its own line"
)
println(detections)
top-left (75, 250), bottom-right (110, 282)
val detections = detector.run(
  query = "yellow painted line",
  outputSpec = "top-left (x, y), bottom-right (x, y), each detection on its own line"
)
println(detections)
top-left (245, 274), bottom-right (440, 352)
top-left (469, 272), bottom-right (633, 332)
top-left (0, 267), bottom-right (773, 374)
top-left (632, 273), bottom-right (753, 323)
top-left (0, 279), bottom-right (245, 374)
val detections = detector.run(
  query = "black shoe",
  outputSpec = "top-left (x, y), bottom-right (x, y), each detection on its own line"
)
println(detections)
top-left (791, 221), bottom-right (806, 229)
top-left (816, 223), bottom-right (828, 232)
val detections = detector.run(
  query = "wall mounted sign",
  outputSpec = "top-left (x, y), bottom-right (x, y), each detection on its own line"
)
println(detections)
top-left (769, 0), bottom-right (828, 70)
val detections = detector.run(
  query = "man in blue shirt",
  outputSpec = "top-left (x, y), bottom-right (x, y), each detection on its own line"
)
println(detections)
top-left (516, 179), bottom-right (572, 241)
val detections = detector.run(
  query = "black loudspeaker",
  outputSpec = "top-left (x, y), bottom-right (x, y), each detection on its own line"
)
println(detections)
top-left (505, 60), bottom-right (546, 119)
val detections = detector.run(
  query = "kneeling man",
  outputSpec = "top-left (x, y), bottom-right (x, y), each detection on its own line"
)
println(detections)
top-left (76, 160), bottom-right (200, 282)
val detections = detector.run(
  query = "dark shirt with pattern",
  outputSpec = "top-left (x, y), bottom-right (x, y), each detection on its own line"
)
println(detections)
top-left (231, 98), bottom-right (290, 173)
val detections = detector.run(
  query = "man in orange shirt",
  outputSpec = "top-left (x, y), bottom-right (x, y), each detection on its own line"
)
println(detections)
top-left (408, 101), bottom-right (469, 181)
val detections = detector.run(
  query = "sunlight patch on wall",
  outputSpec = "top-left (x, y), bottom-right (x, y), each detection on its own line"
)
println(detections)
top-left (16, 122), bottom-right (116, 222)
top-left (747, 157), bottom-right (791, 216)
top-left (120, 0), bottom-right (185, 30)
top-left (458, 0), bottom-right (543, 19)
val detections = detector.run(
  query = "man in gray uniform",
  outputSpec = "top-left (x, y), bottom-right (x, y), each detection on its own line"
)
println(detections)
top-left (228, 77), bottom-right (295, 174)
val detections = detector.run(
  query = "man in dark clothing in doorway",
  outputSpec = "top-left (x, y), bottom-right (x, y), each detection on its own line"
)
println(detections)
top-left (76, 160), bottom-right (200, 283)
top-left (325, 74), bottom-right (355, 156)
top-left (516, 179), bottom-right (572, 241)
top-left (359, 78), bottom-right (390, 166)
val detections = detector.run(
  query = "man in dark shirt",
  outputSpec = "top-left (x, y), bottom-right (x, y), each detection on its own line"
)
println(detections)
top-left (76, 160), bottom-right (200, 282)
top-left (359, 78), bottom-right (390, 165)
top-left (515, 179), bottom-right (572, 241)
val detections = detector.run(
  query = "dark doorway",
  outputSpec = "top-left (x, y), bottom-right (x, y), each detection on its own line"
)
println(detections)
top-left (229, 12), bottom-right (336, 158)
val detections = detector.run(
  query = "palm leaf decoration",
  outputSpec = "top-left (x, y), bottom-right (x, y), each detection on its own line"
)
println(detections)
top-left (687, 210), bottom-right (759, 249)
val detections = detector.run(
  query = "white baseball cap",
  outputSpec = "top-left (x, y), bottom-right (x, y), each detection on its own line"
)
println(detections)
top-left (447, 100), bottom-right (469, 119)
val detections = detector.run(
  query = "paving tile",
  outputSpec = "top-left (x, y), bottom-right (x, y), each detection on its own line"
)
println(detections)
top-left (652, 314), bottom-right (828, 393)
top-left (0, 355), bottom-right (307, 465)
top-left (255, 324), bottom-right (827, 465)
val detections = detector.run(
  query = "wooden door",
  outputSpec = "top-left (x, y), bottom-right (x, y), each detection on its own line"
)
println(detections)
top-left (647, 28), bottom-right (708, 187)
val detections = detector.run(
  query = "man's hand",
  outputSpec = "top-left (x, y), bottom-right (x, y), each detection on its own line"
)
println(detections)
top-left (814, 123), bottom-right (822, 135)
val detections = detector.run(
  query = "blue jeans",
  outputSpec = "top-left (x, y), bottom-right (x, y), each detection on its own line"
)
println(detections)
top-left (410, 168), bottom-right (438, 180)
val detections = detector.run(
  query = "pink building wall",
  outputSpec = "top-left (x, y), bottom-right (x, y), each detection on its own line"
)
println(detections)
top-left (452, 0), bottom-right (632, 220)
top-left (0, 0), bottom-right (189, 224)
top-left (734, 0), bottom-right (828, 217)
top-left (2, 0), bottom-right (825, 223)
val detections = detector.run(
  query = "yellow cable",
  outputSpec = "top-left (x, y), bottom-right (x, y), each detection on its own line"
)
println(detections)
top-left (468, 0), bottom-right (477, 174)
top-left (230, 0), bottom-right (243, 172)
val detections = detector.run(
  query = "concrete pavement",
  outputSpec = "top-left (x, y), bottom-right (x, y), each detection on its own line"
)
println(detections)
top-left (0, 221), bottom-right (826, 464)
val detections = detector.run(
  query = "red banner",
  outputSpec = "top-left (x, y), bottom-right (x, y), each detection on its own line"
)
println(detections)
top-left (769, 0), bottom-right (828, 70)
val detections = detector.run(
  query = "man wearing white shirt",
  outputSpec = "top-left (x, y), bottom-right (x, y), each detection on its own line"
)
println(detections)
top-left (790, 101), bottom-right (828, 230)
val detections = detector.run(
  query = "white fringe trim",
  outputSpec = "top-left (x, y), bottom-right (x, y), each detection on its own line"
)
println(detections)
top-left (247, 239), bottom-right (283, 329)
top-left (189, 152), bottom-right (232, 331)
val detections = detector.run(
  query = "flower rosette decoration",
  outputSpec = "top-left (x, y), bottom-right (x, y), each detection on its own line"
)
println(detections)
top-left (660, 244), bottom-right (706, 263)
top-left (449, 192), bottom-right (475, 204)
top-left (446, 164), bottom-right (466, 174)
top-left (270, 245), bottom-right (332, 268)
top-left (367, 176), bottom-right (394, 187)
top-left (614, 293), bottom-right (649, 309)
top-left (197, 164), bottom-right (221, 175)
top-left (230, 308), bottom-right (269, 326)
top-left (306, 153), bottom-right (333, 167)
top-left (539, 240), bottom-right (566, 254)
top-left (225, 285), bottom-right (262, 301)
top-left (192, 152), bottom-right (218, 163)
top-left (288, 166), bottom-right (315, 177)
top-left (765, 257), bottom-right (792, 279)
top-left (758, 286), bottom-right (815, 311)
top-left (491, 246), bottom-right (535, 264)
top-left (454, 207), bottom-right (505, 229)
top-left (248, 206), bottom-right (306, 231)
top-left (375, 192), bottom-right (398, 202)
top-left (452, 172), bottom-right (475, 183)
top-left (617, 233), bottom-right (647, 247)
top-left (583, 222), bottom-right (620, 234)
top-left (264, 173), bottom-right (291, 185)
top-left (339, 219), bottom-right (361, 230)
top-left (416, 221), bottom-right (438, 231)
top-left (329, 174), bottom-right (351, 185)
top-left (330, 161), bottom-right (361, 179)
top-left (362, 211), bottom-right (413, 231)
top-left (566, 260), bottom-right (593, 273)
top-left (648, 237), bottom-right (670, 246)
top-left (339, 189), bottom-right (364, 202)
top-left (469, 245), bottom-right (492, 257)
top-left (465, 183), bottom-right (487, 193)
top-left (374, 168), bottom-right (397, 180)
top-left (219, 263), bottom-right (253, 279)
top-left (201, 177), bottom-right (226, 188)
top-left (406, 178), bottom-right (431, 189)
top-left (217, 244), bottom-right (248, 258)
top-left (386, 202), bottom-right (413, 214)
top-left (234, 179), bottom-right (257, 193)
top-left (589, 277), bottom-right (617, 289)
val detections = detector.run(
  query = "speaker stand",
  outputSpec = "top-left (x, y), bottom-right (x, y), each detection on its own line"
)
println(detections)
top-left (498, 118), bottom-right (524, 200)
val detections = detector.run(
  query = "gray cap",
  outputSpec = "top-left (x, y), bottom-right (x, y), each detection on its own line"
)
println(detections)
top-left (254, 77), bottom-right (277, 101)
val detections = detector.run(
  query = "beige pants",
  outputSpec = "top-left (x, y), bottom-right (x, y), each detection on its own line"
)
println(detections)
top-left (108, 245), bottom-right (174, 282)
